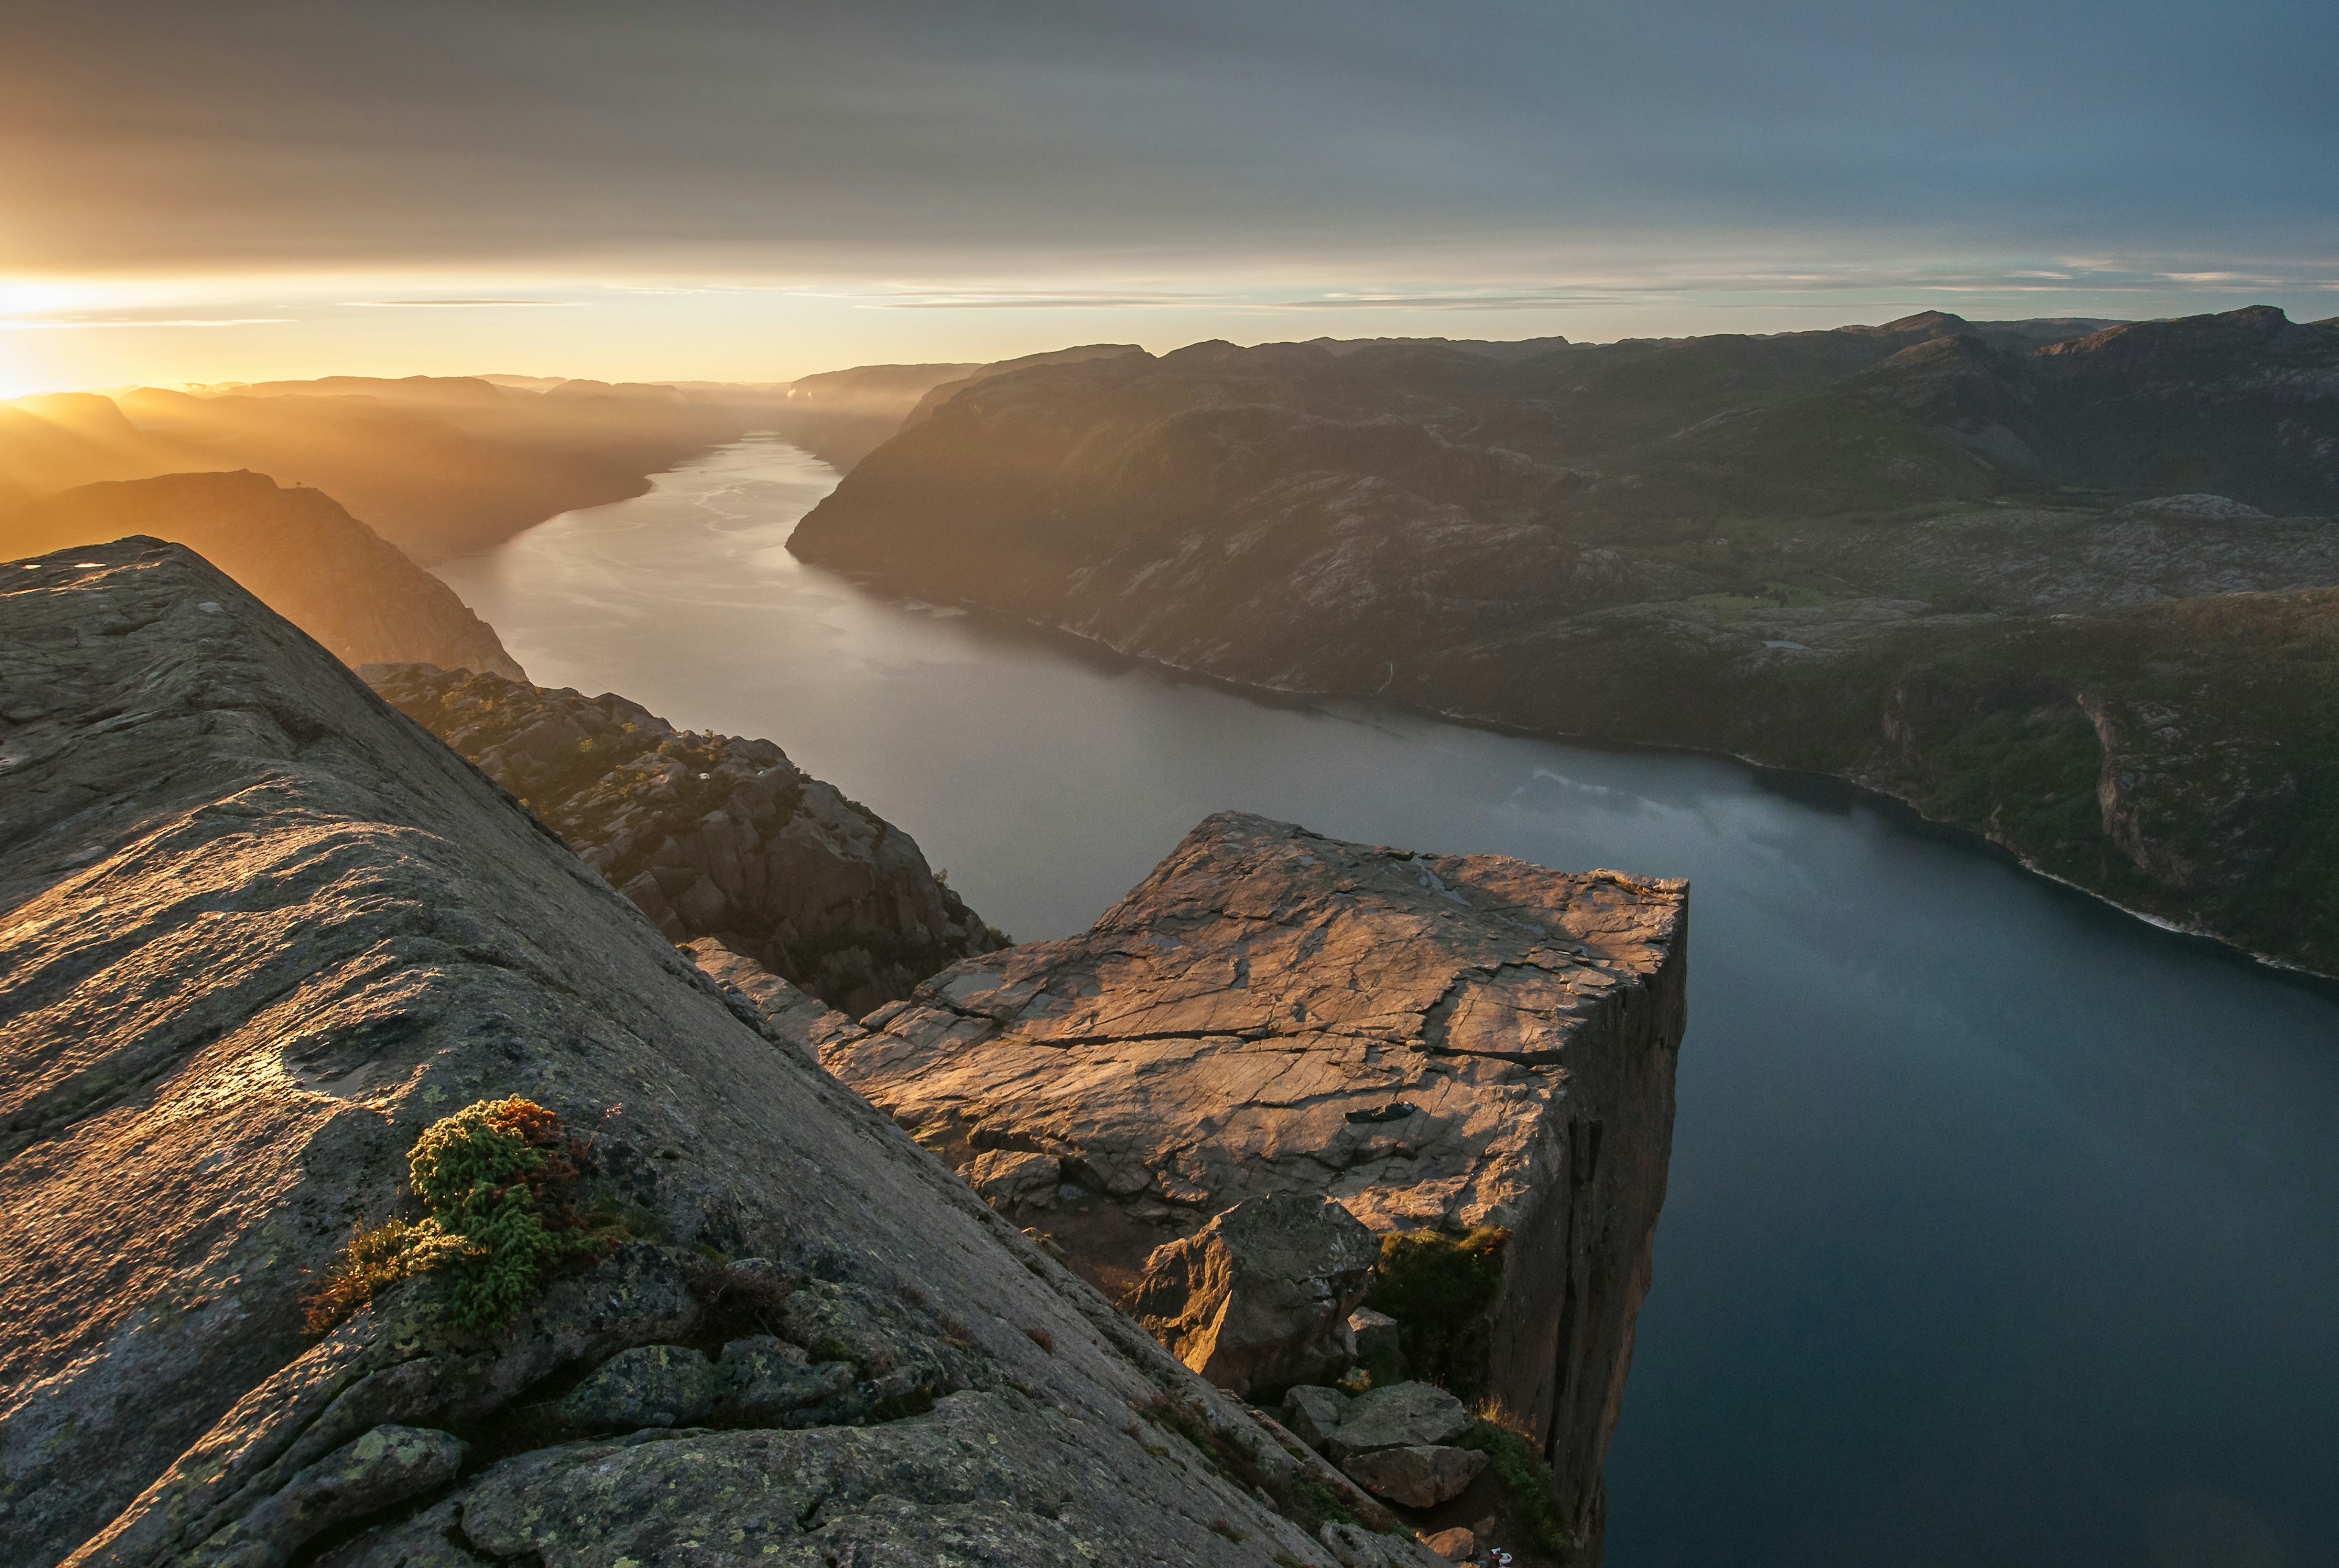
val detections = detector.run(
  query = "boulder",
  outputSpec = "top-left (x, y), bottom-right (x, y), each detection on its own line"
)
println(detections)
top-left (714, 1337), bottom-right (857, 1424)
top-left (1343, 1445), bottom-right (1491, 1510)
top-left (199, 1424), bottom-right (467, 1566)
top-left (1126, 1192), bottom-right (1378, 1395)
top-left (824, 809), bottom-right (1685, 1561)
top-left (1326, 1380), bottom-right (1473, 1460)
top-left (1283, 1384), bottom-right (1353, 1450)
top-left (1349, 1307), bottom-right (1402, 1362)
top-left (969, 1148), bottom-right (1064, 1209)
top-left (559, 1344), bottom-right (719, 1431)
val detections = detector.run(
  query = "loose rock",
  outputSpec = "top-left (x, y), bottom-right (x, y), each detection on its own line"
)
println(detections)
top-left (969, 1148), bottom-right (1062, 1209)
top-left (1326, 1381), bottom-right (1473, 1460)
top-left (1342, 1444), bottom-right (1491, 1510)
top-left (1420, 1524), bottom-right (1478, 1561)
top-left (1127, 1191), bottom-right (1378, 1396)
top-left (1283, 1384), bottom-right (1353, 1450)
top-left (1349, 1307), bottom-right (1402, 1362)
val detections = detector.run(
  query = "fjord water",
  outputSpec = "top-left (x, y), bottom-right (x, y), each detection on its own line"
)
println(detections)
top-left (437, 437), bottom-right (2339, 1567)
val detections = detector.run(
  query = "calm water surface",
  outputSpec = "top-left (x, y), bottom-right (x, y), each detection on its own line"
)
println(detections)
top-left (438, 437), bottom-right (2339, 1568)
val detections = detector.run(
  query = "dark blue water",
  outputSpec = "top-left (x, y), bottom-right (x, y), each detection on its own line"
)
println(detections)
top-left (437, 437), bottom-right (2339, 1568)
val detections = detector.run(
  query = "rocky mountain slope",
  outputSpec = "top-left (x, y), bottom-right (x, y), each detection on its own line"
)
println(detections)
top-left (365, 664), bottom-right (1003, 1016)
top-left (2, 473), bottom-right (524, 679)
top-left (788, 307), bottom-right (2339, 974)
top-left (813, 812), bottom-right (1688, 1561)
top-left (0, 538), bottom-right (1443, 1568)
top-left (0, 395), bottom-right (193, 510)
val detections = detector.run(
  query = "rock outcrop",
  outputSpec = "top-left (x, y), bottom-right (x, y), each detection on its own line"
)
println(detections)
top-left (822, 811), bottom-right (1688, 1558)
top-left (1124, 1192), bottom-right (1378, 1397)
top-left (0, 540), bottom-right (1438, 1568)
top-left (1, 471), bottom-right (524, 679)
top-left (365, 663), bottom-right (1003, 1015)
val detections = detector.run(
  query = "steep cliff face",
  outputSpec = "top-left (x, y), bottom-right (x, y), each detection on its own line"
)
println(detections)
top-left (364, 664), bottom-right (1003, 1015)
top-left (1, 474), bottom-right (524, 679)
top-left (821, 812), bottom-right (1688, 1561)
top-left (0, 540), bottom-right (1439, 1568)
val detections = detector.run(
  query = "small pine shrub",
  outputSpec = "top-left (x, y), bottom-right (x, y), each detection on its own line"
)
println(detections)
top-left (1364, 1225), bottom-right (1510, 1397)
top-left (1369, 1225), bottom-right (1509, 1326)
top-left (306, 1097), bottom-right (615, 1336)
top-left (1458, 1418), bottom-right (1574, 1561)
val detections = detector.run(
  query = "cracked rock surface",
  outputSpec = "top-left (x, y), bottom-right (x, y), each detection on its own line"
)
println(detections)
top-left (1, 541), bottom-right (1438, 1568)
top-left (821, 809), bottom-right (1687, 1558)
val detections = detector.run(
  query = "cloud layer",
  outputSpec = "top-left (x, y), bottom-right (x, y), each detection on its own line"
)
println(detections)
top-left (4, 0), bottom-right (2333, 278)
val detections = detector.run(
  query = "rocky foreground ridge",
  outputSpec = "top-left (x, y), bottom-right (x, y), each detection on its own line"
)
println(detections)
top-left (0, 540), bottom-right (1450, 1568)
top-left (791, 307), bottom-right (2339, 974)
top-left (1, 472), bottom-right (524, 680)
top-left (365, 664), bottom-right (1003, 1015)
top-left (794, 813), bottom-right (1688, 1556)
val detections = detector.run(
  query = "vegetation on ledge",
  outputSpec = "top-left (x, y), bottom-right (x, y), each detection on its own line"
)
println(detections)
top-left (307, 1097), bottom-right (615, 1335)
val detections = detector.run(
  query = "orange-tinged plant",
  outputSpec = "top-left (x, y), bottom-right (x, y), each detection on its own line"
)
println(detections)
top-left (306, 1097), bottom-right (612, 1335)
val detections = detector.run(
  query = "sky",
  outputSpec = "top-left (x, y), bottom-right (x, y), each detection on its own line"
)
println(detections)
top-left (1, 0), bottom-right (2334, 393)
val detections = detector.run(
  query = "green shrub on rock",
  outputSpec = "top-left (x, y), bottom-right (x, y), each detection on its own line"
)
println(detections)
top-left (1361, 1225), bottom-right (1509, 1397)
top-left (1458, 1416), bottom-right (1574, 1560)
top-left (306, 1097), bottom-right (614, 1335)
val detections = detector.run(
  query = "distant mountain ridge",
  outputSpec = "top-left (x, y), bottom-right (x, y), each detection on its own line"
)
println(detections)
top-left (789, 306), bottom-right (2339, 974)
top-left (2, 375), bottom-right (789, 564)
top-left (0, 471), bottom-right (524, 679)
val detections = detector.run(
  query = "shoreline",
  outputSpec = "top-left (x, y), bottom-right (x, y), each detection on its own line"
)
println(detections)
top-left (802, 557), bottom-right (2338, 997)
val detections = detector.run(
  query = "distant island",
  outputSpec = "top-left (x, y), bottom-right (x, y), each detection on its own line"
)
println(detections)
top-left (789, 306), bottom-right (2339, 977)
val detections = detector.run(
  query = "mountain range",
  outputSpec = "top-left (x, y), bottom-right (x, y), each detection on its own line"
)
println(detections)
top-left (789, 306), bottom-right (2339, 974)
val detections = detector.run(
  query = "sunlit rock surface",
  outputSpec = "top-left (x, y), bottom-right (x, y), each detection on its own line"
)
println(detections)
top-left (823, 810), bottom-right (1688, 1556)
top-left (0, 540), bottom-right (1436, 1568)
